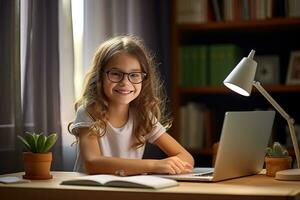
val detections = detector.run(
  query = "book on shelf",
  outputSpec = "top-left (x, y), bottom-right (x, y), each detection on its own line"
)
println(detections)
top-left (180, 103), bottom-right (202, 149)
top-left (176, 0), bottom-right (300, 24)
top-left (208, 44), bottom-right (242, 86)
top-left (176, 0), bottom-right (209, 23)
top-left (180, 45), bottom-right (208, 87)
top-left (180, 44), bottom-right (242, 87)
top-left (212, 0), bottom-right (223, 21)
top-left (60, 174), bottom-right (178, 189)
top-left (288, 0), bottom-right (300, 17)
top-left (192, 46), bottom-right (209, 86)
top-left (180, 102), bottom-right (213, 150)
top-left (187, 102), bottom-right (204, 149)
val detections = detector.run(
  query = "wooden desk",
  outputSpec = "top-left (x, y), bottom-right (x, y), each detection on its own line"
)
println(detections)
top-left (0, 171), bottom-right (300, 200)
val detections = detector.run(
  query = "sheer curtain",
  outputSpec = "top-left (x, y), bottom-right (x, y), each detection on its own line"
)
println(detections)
top-left (20, 0), bottom-right (74, 171)
top-left (22, 0), bottom-right (62, 170)
top-left (0, 0), bottom-right (64, 174)
top-left (59, 0), bottom-right (76, 170)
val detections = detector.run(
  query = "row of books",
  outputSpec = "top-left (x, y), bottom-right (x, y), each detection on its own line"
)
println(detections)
top-left (180, 102), bottom-right (214, 150)
top-left (176, 0), bottom-right (300, 24)
top-left (180, 44), bottom-right (242, 86)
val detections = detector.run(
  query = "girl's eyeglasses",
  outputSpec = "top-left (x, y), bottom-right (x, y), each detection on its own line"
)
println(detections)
top-left (105, 70), bottom-right (147, 84)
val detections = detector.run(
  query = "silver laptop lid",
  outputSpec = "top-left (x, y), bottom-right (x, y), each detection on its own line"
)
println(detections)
top-left (213, 110), bottom-right (275, 181)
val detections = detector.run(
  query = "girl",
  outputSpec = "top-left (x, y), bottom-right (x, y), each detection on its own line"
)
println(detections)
top-left (69, 35), bottom-right (194, 176)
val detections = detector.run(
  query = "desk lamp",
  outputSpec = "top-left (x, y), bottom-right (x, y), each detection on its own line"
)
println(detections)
top-left (223, 50), bottom-right (300, 180)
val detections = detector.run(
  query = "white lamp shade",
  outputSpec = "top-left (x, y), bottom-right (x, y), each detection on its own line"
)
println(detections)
top-left (223, 56), bottom-right (257, 96)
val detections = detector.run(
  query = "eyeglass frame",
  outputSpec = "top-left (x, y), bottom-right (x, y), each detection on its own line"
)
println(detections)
top-left (104, 69), bottom-right (147, 84)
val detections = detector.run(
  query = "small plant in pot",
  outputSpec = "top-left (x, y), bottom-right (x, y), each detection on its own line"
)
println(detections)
top-left (18, 132), bottom-right (58, 180)
top-left (265, 142), bottom-right (292, 177)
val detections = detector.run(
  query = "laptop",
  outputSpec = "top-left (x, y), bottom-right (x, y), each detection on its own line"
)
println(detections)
top-left (159, 110), bottom-right (275, 182)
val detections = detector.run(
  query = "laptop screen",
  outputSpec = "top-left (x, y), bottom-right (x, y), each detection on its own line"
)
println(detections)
top-left (213, 110), bottom-right (275, 181)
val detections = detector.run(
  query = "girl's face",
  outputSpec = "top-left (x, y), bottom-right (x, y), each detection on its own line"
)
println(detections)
top-left (103, 53), bottom-right (144, 107)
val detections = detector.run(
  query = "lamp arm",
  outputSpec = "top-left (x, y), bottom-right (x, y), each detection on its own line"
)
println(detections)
top-left (287, 120), bottom-right (300, 168)
top-left (253, 81), bottom-right (300, 168)
top-left (253, 81), bottom-right (290, 120)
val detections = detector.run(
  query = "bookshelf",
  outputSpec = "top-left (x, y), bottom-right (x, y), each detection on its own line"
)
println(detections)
top-left (169, 0), bottom-right (300, 166)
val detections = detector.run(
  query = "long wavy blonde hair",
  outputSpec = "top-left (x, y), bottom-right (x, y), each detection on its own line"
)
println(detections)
top-left (70, 35), bottom-right (171, 148)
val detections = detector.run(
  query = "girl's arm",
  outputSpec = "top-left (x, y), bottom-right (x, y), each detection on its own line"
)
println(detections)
top-left (79, 128), bottom-right (193, 175)
top-left (153, 132), bottom-right (194, 169)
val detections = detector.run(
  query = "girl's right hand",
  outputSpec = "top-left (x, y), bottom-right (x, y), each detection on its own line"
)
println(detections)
top-left (151, 156), bottom-right (193, 175)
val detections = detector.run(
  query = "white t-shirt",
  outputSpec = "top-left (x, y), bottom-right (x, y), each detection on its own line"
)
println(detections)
top-left (70, 106), bottom-right (166, 172)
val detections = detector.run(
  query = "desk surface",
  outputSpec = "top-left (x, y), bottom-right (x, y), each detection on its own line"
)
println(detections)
top-left (0, 171), bottom-right (300, 200)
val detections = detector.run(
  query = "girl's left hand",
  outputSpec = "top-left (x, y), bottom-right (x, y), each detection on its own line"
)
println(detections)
top-left (150, 156), bottom-right (193, 174)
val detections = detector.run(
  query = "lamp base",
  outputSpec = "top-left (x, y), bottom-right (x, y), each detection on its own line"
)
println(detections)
top-left (275, 169), bottom-right (300, 181)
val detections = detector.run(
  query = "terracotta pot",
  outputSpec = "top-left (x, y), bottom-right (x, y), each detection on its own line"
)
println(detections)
top-left (265, 156), bottom-right (292, 177)
top-left (23, 152), bottom-right (53, 180)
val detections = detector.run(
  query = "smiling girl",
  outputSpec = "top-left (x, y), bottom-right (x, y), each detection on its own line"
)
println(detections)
top-left (69, 35), bottom-right (194, 176)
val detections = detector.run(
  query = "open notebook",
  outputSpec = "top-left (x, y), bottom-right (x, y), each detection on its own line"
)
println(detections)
top-left (159, 110), bottom-right (275, 182)
top-left (61, 174), bottom-right (178, 189)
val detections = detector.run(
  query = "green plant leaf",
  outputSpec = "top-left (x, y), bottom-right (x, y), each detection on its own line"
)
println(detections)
top-left (19, 131), bottom-right (58, 153)
top-left (283, 150), bottom-right (289, 156)
top-left (266, 142), bottom-right (289, 157)
top-left (266, 147), bottom-right (272, 156)
top-left (32, 133), bottom-right (39, 150)
top-left (17, 135), bottom-right (32, 151)
top-left (42, 133), bottom-right (58, 152)
top-left (37, 134), bottom-right (47, 153)
top-left (24, 132), bottom-right (37, 153)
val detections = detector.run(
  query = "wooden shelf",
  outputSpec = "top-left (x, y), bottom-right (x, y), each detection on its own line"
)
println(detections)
top-left (177, 18), bottom-right (300, 32)
top-left (170, 1), bottom-right (300, 160)
top-left (179, 85), bottom-right (300, 95)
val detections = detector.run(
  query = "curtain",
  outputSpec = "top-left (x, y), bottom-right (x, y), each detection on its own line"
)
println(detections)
top-left (59, 0), bottom-right (76, 170)
top-left (23, 0), bottom-right (62, 170)
top-left (0, 0), bottom-right (22, 174)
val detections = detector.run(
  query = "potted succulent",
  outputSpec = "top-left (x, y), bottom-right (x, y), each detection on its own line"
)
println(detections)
top-left (265, 142), bottom-right (292, 177)
top-left (18, 132), bottom-right (58, 180)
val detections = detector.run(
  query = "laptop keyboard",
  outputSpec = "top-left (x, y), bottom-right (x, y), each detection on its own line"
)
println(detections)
top-left (194, 171), bottom-right (214, 176)
top-left (191, 167), bottom-right (214, 176)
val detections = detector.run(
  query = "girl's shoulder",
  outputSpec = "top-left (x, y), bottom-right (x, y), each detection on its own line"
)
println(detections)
top-left (76, 105), bottom-right (85, 114)
top-left (70, 105), bottom-right (95, 136)
top-left (75, 105), bottom-right (95, 122)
